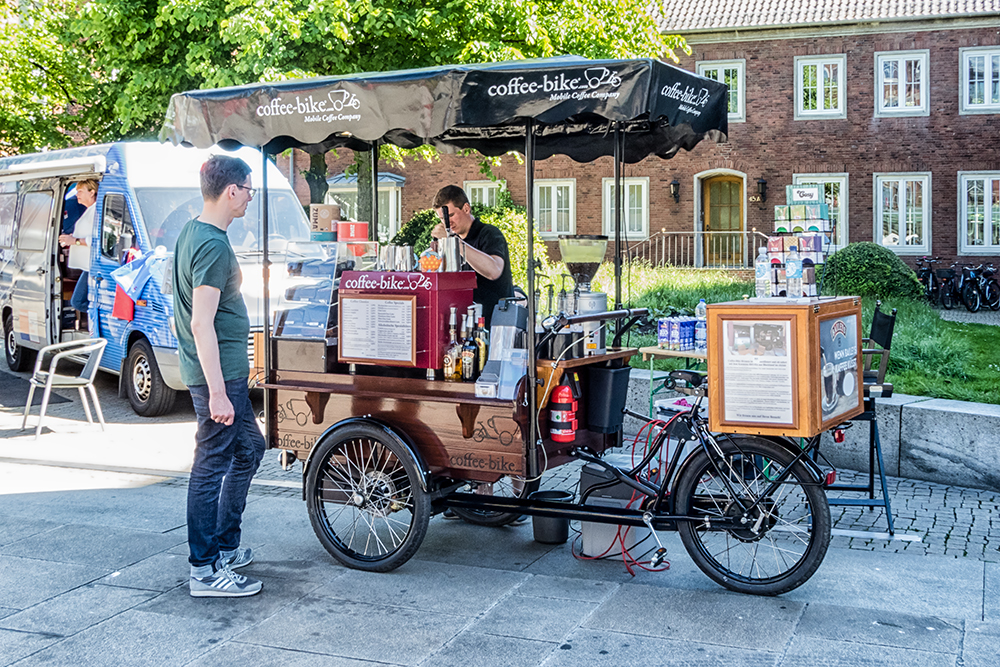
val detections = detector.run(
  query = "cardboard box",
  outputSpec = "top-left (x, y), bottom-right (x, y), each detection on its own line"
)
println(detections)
top-left (769, 252), bottom-right (786, 266)
top-left (790, 205), bottom-right (807, 221)
top-left (309, 204), bottom-right (340, 232)
top-left (797, 233), bottom-right (824, 252)
top-left (805, 220), bottom-right (832, 233)
top-left (337, 220), bottom-right (368, 241)
top-left (801, 251), bottom-right (823, 265)
top-left (783, 236), bottom-right (799, 251)
top-left (767, 236), bottom-right (785, 253)
top-left (773, 205), bottom-right (790, 221)
top-left (774, 220), bottom-right (791, 233)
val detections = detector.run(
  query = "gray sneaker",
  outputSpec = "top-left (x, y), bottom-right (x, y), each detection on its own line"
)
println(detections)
top-left (218, 547), bottom-right (253, 570)
top-left (190, 563), bottom-right (262, 598)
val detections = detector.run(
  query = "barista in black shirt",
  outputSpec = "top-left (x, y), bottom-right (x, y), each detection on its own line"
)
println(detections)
top-left (431, 185), bottom-right (513, 327)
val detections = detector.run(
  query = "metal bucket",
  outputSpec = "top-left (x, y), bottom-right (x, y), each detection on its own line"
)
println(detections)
top-left (529, 490), bottom-right (575, 544)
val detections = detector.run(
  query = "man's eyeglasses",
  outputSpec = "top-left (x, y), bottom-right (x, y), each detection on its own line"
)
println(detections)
top-left (235, 185), bottom-right (256, 198)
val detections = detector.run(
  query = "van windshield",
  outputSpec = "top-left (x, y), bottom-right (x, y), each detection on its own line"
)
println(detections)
top-left (133, 188), bottom-right (311, 253)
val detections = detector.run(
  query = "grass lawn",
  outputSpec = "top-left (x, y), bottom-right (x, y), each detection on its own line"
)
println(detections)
top-left (588, 261), bottom-right (1000, 406)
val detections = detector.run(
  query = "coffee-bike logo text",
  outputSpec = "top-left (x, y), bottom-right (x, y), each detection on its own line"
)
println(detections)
top-left (487, 67), bottom-right (624, 102)
top-left (660, 83), bottom-right (712, 117)
top-left (256, 90), bottom-right (362, 124)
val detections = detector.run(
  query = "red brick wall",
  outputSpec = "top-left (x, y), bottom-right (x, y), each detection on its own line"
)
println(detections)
top-left (276, 23), bottom-right (1000, 266)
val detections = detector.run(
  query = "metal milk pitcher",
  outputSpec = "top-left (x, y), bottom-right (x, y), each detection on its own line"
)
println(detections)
top-left (441, 236), bottom-right (462, 272)
top-left (393, 245), bottom-right (415, 272)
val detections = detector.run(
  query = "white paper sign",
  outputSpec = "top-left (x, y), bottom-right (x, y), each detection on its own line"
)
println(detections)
top-left (721, 320), bottom-right (794, 424)
top-left (341, 297), bottom-right (414, 363)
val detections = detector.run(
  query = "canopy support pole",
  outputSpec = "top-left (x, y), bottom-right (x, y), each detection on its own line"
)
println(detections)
top-left (525, 120), bottom-right (539, 480)
top-left (613, 124), bottom-right (623, 310)
top-left (262, 149), bottom-right (272, 447)
top-left (370, 142), bottom-right (379, 241)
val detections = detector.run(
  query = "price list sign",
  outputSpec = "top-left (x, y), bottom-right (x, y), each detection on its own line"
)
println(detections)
top-left (339, 295), bottom-right (417, 365)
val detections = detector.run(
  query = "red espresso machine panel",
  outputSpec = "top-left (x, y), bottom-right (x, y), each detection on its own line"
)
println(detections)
top-left (338, 271), bottom-right (476, 368)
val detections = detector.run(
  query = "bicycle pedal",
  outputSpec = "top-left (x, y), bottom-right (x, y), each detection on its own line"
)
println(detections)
top-left (651, 548), bottom-right (667, 568)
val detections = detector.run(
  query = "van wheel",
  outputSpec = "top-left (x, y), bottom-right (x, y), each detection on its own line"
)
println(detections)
top-left (126, 339), bottom-right (176, 417)
top-left (4, 312), bottom-right (35, 372)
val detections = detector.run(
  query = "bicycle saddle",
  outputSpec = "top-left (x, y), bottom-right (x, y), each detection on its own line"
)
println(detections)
top-left (668, 369), bottom-right (706, 388)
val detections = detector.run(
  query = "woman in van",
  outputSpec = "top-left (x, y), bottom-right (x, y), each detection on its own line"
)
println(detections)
top-left (58, 179), bottom-right (98, 327)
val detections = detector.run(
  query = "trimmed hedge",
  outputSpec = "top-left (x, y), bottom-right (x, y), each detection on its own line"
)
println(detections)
top-left (823, 242), bottom-right (922, 299)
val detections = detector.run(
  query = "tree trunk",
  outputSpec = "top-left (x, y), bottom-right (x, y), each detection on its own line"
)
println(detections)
top-left (355, 149), bottom-right (374, 239)
top-left (303, 152), bottom-right (329, 204)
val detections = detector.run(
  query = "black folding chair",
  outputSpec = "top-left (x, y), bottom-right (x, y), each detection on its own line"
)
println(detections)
top-left (825, 301), bottom-right (898, 534)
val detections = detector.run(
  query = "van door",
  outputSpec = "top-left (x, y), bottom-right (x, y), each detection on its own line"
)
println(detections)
top-left (11, 180), bottom-right (59, 348)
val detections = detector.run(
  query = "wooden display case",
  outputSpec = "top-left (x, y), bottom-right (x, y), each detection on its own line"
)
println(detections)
top-left (706, 296), bottom-right (863, 438)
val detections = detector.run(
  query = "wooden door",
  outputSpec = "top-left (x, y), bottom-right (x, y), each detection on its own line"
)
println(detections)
top-left (702, 176), bottom-right (744, 266)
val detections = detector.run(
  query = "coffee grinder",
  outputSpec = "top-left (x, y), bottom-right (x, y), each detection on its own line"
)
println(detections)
top-left (558, 235), bottom-right (609, 356)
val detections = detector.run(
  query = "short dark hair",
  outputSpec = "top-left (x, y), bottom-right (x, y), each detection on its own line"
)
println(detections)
top-left (200, 155), bottom-right (252, 202)
top-left (432, 185), bottom-right (469, 210)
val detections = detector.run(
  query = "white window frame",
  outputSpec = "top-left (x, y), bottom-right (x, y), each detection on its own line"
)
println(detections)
top-left (794, 54), bottom-right (847, 120)
top-left (325, 182), bottom-right (403, 244)
top-left (697, 59), bottom-right (746, 123)
top-left (958, 171), bottom-right (1000, 255)
top-left (534, 179), bottom-right (576, 238)
top-left (873, 172), bottom-right (931, 255)
top-left (602, 177), bottom-right (649, 240)
top-left (874, 50), bottom-right (930, 118)
top-left (960, 46), bottom-right (1000, 114)
top-left (464, 180), bottom-right (504, 208)
top-left (792, 173), bottom-right (849, 251)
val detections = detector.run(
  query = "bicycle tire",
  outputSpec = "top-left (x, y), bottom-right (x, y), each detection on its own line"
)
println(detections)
top-left (675, 435), bottom-right (831, 596)
top-left (940, 282), bottom-right (955, 310)
top-left (305, 422), bottom-right (430, 572)
top-left (985, 279), bottom-right (1000, 311)
top-left (962, 282), bottom-right (981, 313)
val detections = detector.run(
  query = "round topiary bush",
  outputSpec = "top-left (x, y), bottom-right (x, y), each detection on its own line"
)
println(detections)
top-left (823, 242), bottom-right (922, 299)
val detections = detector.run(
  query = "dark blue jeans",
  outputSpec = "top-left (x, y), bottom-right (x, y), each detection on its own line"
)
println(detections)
top-left (187, 378), bottom-right (265, 568)
top-left (70, 271), bottom-right (89, 312)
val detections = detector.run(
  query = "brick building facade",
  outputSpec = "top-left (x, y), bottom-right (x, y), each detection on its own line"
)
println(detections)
top-left (280, 3), bottom-right (1000, 268)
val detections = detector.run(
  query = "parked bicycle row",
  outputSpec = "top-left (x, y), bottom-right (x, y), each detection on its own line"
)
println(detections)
top-left (916, 257), bottom-right (1000, 312)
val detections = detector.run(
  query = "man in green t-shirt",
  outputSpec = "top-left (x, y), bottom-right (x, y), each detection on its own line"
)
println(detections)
top-left (174, 155), bottom-right (264, 598)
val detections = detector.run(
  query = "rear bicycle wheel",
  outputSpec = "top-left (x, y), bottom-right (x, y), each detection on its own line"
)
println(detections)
top-left (940, 282), bottom-right (955, 310)
top-left (675, 436), bottom-right (830, 596)
top-left (962, 282), bottom-right (981, 313)
top-left (984, 279), bottom-right (1000, 311)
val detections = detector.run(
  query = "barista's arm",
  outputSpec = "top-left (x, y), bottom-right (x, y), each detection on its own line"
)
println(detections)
top-left (459, 241), bottom-right (504, 281)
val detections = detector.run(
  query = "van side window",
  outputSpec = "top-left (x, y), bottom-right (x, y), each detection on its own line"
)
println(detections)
top-left (101, 193), bottom-right (135, 262)
top-left (0, 193), bottom-right (16, 248)
top-left (16, 191), bottom-right (54, 252)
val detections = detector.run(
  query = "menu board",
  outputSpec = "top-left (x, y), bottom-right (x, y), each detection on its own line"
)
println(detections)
top-left (819, 314), bottom-right (859, 421)
top-left (339, 295), bottom-right (416, 365)
top-left (720, 318), bottom-right (795, 425)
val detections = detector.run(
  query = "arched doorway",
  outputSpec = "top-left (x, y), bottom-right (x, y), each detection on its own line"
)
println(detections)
top-left (701, 175), bottom-right (744, 266)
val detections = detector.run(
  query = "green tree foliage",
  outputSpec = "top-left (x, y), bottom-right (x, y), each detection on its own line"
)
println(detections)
top-left (73, 0), bottom-right (687, 139)
top-left (0, 0), bottom-right (94, 153)
top-left (824, 242), bottom-right (923, 299)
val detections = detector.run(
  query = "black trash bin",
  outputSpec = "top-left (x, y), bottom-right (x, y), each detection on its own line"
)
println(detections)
top-left (586, 365), bottom-right (632, 433)
top-left (528, 490), bottom-right (575, 544)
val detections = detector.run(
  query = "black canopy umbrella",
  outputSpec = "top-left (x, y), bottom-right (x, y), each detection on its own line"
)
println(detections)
top-left (161, 55), bottom-right (729, 476)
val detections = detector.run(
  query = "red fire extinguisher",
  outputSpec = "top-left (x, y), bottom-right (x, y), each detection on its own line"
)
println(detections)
top-left (549, 383), bottom-right (578, 443)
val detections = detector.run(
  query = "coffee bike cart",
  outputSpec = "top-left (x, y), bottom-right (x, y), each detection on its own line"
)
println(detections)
top-left (162, 57), bottom-right (859, 595)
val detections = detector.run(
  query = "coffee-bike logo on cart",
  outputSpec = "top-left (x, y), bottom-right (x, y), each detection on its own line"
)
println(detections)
top-left (341, 273), bottom-right (432, 292)
top-left (255, 89), bottom-right (362, 124)
top-left (487, 67), bottom-right (624, 102)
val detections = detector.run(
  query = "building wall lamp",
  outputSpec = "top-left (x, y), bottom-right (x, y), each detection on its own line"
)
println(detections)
top-left (670, 179), bottom-right (680, 203)
top-left (756, 177), bottom-right (768, 203)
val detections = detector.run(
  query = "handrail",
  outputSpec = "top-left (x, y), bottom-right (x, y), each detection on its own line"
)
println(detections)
top-left (627, 229), bottom-right (770, 269)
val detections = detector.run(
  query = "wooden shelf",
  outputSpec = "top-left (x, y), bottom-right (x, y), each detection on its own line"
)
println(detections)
top-left (639, 346), bottom-right (707, 362)
top-left (538, 347), bottom-right (638, 370)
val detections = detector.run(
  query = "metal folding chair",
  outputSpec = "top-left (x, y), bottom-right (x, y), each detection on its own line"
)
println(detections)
top-left (22, 338), bottom-right (108, 440)
top-left (826, 302), bottom-right (898, 534)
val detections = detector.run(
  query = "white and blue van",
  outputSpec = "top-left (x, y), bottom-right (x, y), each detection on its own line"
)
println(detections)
top-left (0, 142), bottom-right (311, 415)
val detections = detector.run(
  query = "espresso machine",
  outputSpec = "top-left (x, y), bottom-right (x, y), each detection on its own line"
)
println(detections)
top-left (558, 235), bottom-right (609, 356)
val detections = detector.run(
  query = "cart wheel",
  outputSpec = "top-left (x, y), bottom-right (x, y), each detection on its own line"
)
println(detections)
top-left (452, 476), bottom-right (539, 527)
top-left (675, 435), bottom-right (830, 596)
top-left (305, 422), bottom-right (430, 571)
